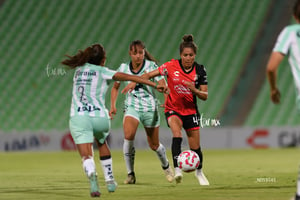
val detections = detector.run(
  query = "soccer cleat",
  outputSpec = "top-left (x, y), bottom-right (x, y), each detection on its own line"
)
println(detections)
top-left (174, 167), bottom-right (183, 184)
top-left (106, 180), bottom-right (118, 192)
top-left (195, 169), bottom-right (209, 186)
top-left (163, 165), bottom-right (174, 183)
top-left (124, 173), bottom-right (136, 184)
top-left (89, 172), bottom-right (101, 197)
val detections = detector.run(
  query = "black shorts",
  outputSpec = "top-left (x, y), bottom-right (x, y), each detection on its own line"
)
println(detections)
top-left (165, 111), bottom-right (200, 131)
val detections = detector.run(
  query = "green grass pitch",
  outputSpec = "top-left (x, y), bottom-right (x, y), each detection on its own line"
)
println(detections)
top-left (0, 148), bottom-right (298, 200)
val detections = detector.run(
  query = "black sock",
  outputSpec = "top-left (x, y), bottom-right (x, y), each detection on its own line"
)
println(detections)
top-left (191, 147), bottom-right (203, 169)
top-left (172, 137), bottom-right (182, 168)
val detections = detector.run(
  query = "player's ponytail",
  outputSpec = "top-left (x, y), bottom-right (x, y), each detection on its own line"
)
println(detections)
top-left (129, 40), bottom-right (158, 64)
top-left (61, 44), bottom-right (106, 69)
top-left (179, 34), bottom-right (198, 54)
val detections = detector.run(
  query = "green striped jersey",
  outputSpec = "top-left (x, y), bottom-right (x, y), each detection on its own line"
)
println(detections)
top-left (70, 63), bottom-right (116, 117)
top-left (273, 24), bottom-right (300, 93)
top-left (117, 59), bottom-right (164, 112)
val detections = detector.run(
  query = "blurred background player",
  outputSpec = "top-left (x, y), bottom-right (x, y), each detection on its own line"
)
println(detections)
top-left (110, 40), bottom-right (174, 184)
top-left (123, 34), bottom-right (209, 185)
top-left (266, 0), bottom-right (300, 199)
top-left (61, 44), bottom-right (167, 197)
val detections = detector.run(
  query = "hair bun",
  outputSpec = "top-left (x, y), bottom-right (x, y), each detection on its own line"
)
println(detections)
top-left (182, 34), bottom-right (194, 42)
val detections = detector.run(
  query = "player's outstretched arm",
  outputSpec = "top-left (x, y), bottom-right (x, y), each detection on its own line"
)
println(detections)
top-left (121, 69), bottom-right (162, 94)
top-left (113, 72), bottom-right (167, 93)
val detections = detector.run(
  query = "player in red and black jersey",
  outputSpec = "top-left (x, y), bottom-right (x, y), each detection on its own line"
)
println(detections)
top-left (123, 34), bottom-right (209, 185)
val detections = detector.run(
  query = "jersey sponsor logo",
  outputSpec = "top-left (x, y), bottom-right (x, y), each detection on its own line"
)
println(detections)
top-left (75, 70), bottom-right (97, 78)
top-left (174, 71), bottom-right (180, 77)
top-left (76, 78), bottom-right (92, 84)
top-left (134, 83), bottom-right (143, 91)
top-left (77, 105), bottom-right (101, 112)
top-left (174, 84), bottom-right (192, 94)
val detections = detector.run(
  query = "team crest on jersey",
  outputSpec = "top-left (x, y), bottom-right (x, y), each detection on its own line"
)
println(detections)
top-left (162, 66), bottom-right (168, 75)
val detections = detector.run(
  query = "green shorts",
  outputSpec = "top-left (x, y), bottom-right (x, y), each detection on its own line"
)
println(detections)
top-left (69, 115), bottom-right (110, 144)
top-left (124, 106), bottom-right (160, 128)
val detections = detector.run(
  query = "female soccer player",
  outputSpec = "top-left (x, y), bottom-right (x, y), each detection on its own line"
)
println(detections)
top-left (61, 44), bottom-right (167, 197)
top-left (109, 40), bottom-right (174, 184)
top-left (266, 0), bottom-right (300, 199)
top-left (123, 34), bottom-right (209, 185)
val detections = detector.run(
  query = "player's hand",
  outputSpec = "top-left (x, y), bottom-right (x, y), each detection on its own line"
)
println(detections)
top-left (122, 82), bottom-right (136, 94)
top-left (270, 88), bottom-right (280, 104)
top-left (160, 103), bottom-right (166, 108)
top-left (109, 107), bottom-right (117, 119)
top-left (182, 80), bottom-right (196, 92)
top-left (156, 84), bottom-right (169, 94)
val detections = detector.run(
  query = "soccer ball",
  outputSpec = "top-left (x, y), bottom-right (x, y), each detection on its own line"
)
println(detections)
top-left (177, 150), bottom-right (200, 172)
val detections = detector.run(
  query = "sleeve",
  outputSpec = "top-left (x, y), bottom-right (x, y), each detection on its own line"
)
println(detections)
top-left (273, 27), bottom-right (291, 55)
top-left (198, 65), bottom-right (208, 85)
top-left (150, 62), bottom-right (164, 82)
top-left (115, 63), bottom-right (126, 83)
top-left (101, 67), bottom-right (117, 80)
top-left (158, 62), bottom-right (170, 76)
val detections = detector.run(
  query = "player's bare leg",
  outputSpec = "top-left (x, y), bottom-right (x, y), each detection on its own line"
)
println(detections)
top-left (145, 126), bottom-right (174, 182)
top-left (168, 116), bottom-right (183, 184)
top-left (77, 143), bottom-right (101, 197)
top-left (96, 140), bottom-right (117, 192)
top-left (123, 116), bottom-right (138, 184)
top-left (187, 129), bottom-right (209, 186)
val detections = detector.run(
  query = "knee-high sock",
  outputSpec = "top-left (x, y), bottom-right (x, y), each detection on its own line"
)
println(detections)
top-left (154, 143), bottom-right (169, 169)
top-left (171, 137), bottom-right (182, 168)
top-left (123, 139), bottom-right (135, 174)
top-left (191, 147), bottom-right (203, 169)
top-left (82, 157), bottom-right (96, 177)
top-left (100, 155), bottom-right (114, 182)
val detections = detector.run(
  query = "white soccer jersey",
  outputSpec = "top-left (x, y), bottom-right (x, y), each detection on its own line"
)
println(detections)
top-left (117, 59), bottom-right (164, 112)
top-left (70, 63), bottom-right (116, 117)
top-left (273, 24), bottom-right (300, 94)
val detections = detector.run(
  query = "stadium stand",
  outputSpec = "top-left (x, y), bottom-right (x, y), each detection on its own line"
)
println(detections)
top-left (0, 0), bottom-right (271, 131)
top-left (221, 0), bottom-right (295, 126)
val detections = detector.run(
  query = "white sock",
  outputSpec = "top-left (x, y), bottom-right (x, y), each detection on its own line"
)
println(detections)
top-left (82, 157), bottom-right (96, 177)
top-left (123, 139), bottom-right (135, 174)
top-left (155, 143), bottom-right (169, 168)
top-left (100, 157), bottom-right (114, 182)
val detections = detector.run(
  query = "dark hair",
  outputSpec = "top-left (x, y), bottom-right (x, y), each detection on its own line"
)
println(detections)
top-left (129, 40), bottom-right (158, 64)
top-left (179, 34), bottom-right (198, 54)
top-left (294, 0), bottom-right (300, 20)
top-left (61, 44), bottom-right (106, 69)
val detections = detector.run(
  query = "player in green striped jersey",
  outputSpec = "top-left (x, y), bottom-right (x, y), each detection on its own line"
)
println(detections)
top-left (266, 1), bottom-right (300, 199)
top-left (110, 40), bottom-right (174, 184)
top-left (62, 44), bottom-right (167, 197)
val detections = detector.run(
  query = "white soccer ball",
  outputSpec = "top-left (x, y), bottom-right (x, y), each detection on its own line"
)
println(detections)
top-left (177, 150), bottom-right (200, 172)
